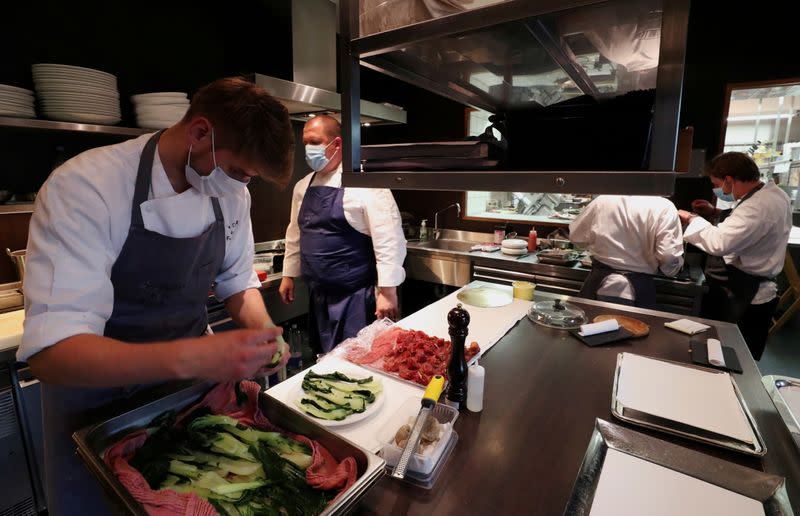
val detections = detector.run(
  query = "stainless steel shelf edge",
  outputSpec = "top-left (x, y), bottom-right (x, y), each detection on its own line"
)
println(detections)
top-left (0, 116), bottom-right (150, 137)
top-left (564, 418), bottom-right (793, 515)
top-left (342, 171), bottom-right (676, 195)
top-left (352, 0), bottom-right (608, 58)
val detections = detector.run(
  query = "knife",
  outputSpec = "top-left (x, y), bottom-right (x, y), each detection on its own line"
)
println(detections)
top-left (391, 375), bottom-right (446, 480)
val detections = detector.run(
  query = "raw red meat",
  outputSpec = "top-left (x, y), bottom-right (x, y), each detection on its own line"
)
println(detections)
top-left (350, 328), bottom-right (481, 386)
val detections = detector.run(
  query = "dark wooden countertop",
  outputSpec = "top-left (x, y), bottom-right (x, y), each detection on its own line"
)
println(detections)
top-left (355, 293), bottom-right (800, 515)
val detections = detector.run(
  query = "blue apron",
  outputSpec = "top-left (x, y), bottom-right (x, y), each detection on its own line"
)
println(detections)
top-left (299, 172), bottom-right (377, 353)
top-left (579, 258), bottom-right (657, 309)
top-left (40, 131), bottom-right (226, 515)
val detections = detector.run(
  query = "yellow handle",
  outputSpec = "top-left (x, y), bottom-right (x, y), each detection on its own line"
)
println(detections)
top-left (423, 375), bottom-right (445, 404)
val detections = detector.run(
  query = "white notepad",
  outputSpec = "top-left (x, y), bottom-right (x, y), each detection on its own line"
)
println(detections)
top-left (616, 353), bottom-right (755, 444)
top-left (589, 449), bottom-right (764, 516)
top-left (664, 318), bottom-right (711, 335)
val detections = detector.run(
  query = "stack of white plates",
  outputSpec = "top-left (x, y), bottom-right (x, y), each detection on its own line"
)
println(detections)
top-left (501, 238), bottom-right (528, 256)
top-left (32, 64), bottom-right (121, 125)
top-left (0, 84), bottom-right (36, 119)
top-left (132, 92), bottom-right (189, 129)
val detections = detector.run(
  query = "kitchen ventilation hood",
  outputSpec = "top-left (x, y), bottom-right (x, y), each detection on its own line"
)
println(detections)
top-left (252, 0), bottom-right (406, 126)
top-left (252, 73), bottom-right (406, 125)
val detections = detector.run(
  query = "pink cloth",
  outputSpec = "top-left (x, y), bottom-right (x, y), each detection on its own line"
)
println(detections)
top-left (104, 381), bottom-right (358, 515)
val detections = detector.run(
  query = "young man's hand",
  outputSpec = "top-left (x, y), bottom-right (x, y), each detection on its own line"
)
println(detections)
top-left (375, 287), bottom-right (399, 320)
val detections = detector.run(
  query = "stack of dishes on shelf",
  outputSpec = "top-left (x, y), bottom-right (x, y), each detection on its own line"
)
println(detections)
top-left (500, 238), bottom-right (528, 256)
top-left (32, 64), bottom-right (120, 125)
top-left (0, 84), bottom-right (36, 119)
top-left (132, 92), bottom-right (189, 129)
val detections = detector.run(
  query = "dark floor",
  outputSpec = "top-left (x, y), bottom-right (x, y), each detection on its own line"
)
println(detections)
top-left (758, 312), bottom-right (800, 378)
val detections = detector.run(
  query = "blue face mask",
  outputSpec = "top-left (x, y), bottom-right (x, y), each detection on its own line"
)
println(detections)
top-left (305, 140), bottom-right (336, 172)
top-left (713, 186), bottom-right (735, 202)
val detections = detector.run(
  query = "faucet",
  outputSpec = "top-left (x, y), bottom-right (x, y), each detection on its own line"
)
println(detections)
top-left (434, 202), bottom-right (461, 240)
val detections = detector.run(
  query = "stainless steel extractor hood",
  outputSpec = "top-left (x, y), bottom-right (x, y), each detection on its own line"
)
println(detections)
top-left (253, 0), bottom-right (406, 126)
top-left (252, 74), bottom-right (406, 125)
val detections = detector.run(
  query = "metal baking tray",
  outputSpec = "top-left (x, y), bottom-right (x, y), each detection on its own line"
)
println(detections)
top-left (535, 250), bottom-right (580, 265)
top-left (564, 419), bottom-right (792, 515)
top-left (762, 375), bottom-right (800, 453)
top-left (611, 353), bottom-right (767, 456)
top-left (73, 382), bottom-right (385, 515)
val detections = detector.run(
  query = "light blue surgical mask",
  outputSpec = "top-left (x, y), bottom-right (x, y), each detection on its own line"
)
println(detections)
top-left (713, 186), bottom-right (735, 202)
top-left (185, 129), bottom-right (248, 198)
top-left (305, 140), bottom-right (336, 172)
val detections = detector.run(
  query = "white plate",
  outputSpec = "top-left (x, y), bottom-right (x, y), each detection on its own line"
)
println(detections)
top-left (0, 108), bottom-right (35, 118)
top-left (41, 111), bottom-right (121, 124)
top-left (0, 84), bottom-right (34, 96)
top-left (131, 92), bottom-right (188, 101)
top-left (33, 73), bottom-right (116, 90)
top-left (501, 246), bottom-right (527, 256)
top-left (38, 90), bottom-right (118, 101)
top-left (293, 365), bottom-right (386, 428)
top-left (40, 99), bottom-right (120, 109)
top-left (133, 98), bottom-right (191, 107)
top-left (32, 63), bottom-right (116, 81)
top-left (0, 98), bottom-right (34, 109)
top-left (501, 238), bottom-right (528, 249)
top-left (35, 83), bottom-right (119, 98)
top-left (0, 91), bottom-right (34, 103)
top-left (135, 107), bottom-right (187, 118)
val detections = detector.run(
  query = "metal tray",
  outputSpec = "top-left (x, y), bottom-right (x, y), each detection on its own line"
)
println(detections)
top-left (611, 353), bottom-right (767, 456)
top-left (762, 375), bottom-right (800, 453)
top-left (564, 419), bottom-right (792, 515)
top-left (73, 382), bottom-right (385, 515)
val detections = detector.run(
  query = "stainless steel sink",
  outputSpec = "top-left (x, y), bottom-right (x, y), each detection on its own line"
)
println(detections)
top-left (414, 239), bottom-right (477, 253)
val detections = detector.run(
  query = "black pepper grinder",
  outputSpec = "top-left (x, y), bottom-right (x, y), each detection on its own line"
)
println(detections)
top-left (446, 303), bottom-right (470, 410)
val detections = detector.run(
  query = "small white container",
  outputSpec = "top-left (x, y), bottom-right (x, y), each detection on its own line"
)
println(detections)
top-left (377, 396), bottom-right (459, 476)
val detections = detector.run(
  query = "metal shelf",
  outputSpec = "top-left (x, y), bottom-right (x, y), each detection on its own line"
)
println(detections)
top-left (0, 204), bottom-right (34, 215)
top-left (352, 0), bottom-right (601, 58)
top-left (342, 171), bottom-right (676, 195)
top-left (0, 116), bottom-right (149, 137)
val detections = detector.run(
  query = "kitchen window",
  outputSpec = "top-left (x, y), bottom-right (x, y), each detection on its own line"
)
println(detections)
top-left (463, 109), bottom-right (592, 224)
top-left (721, 79), bottom-right (800, 212)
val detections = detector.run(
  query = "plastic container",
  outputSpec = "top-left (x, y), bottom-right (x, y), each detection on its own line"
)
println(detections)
top-left (419, 219), bottom-right (429, 240)
top-left (378, 397), bottom-right (459, 478)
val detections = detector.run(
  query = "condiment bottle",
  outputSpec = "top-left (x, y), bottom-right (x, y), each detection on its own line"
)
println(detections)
top-left (446, 303), bottom-right (469, 410)
top-left (419, 219), bottom-right (429, 240)
top-left (527, 227), bottom-right (538, 252)
top-left (466, 361), bottom-right (485, 412)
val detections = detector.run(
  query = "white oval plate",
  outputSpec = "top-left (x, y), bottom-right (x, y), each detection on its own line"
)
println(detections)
top-left (501, 246), bottom-right (527, 256)
top-left (35, 83), bottom-right (119, 98)
top-left (41, 111), bottom-right (120, 124)
top-left (33, 63), bottom-right (116, 80)
top-left (0, 109), bottom-right (35, 118)
top-left (131, 92), bottom-right (188, 101)
top-left (293, 364), bottom-right (385, 427)
top-left (0, 84), bottom-right (34, 96)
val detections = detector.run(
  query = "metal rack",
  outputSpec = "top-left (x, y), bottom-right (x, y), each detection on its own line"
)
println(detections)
top-left (338, 0), bottom-right (691, 194)
top-left (0, 116), bottom-right (150, 137)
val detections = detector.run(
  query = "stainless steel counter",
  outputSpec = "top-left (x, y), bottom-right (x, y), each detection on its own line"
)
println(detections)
top-left (405, 230), bottom-right (707, 316)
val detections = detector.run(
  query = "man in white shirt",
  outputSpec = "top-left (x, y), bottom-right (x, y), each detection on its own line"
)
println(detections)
top-left (680, 152), bottom-right (792, 360)
top-left (279, 115), bottom-right (406, 352)
top-left (569, 195), bottom-right (684, 308)
top-left (17, 78), bottom-right (293, 514)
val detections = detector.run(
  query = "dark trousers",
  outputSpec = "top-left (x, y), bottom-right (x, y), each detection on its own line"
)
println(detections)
top-left (739, 298), bottom-right (779, 361)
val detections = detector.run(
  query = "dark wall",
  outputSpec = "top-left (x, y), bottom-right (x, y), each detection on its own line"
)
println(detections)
top-left (680, 2), bottom-right (800, 155)
top-left (0, 0), bottom-right (294, 282)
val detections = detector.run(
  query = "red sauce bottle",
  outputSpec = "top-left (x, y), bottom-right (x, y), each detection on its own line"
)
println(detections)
top-left (527, 227), bottom-right (538, 252)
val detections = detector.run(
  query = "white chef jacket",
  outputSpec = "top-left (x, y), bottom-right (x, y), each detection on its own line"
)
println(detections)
top-left (684, 181), bottom-right (792, 305)
top-left (283, 164), bottom-right (406, 287)
top-left (18, 133), bottom-right (260, 362)
top-left (569, 195), bottom-right (684, 300)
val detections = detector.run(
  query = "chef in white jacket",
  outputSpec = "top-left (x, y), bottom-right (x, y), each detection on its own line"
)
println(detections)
top-left (279, 115), bottom-right (406, 353)
top-left (680, 152), bottom-right (792, 360)
top-left (17, 78), bottom-right (293, 515)
top-left (569, 195), bottom-right (684, 308)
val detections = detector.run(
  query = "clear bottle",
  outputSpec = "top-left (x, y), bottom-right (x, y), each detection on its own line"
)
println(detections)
top-left (287, 324), bottom-right (303, 376)
top-left (419, 219), bottom-right (429, 240)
